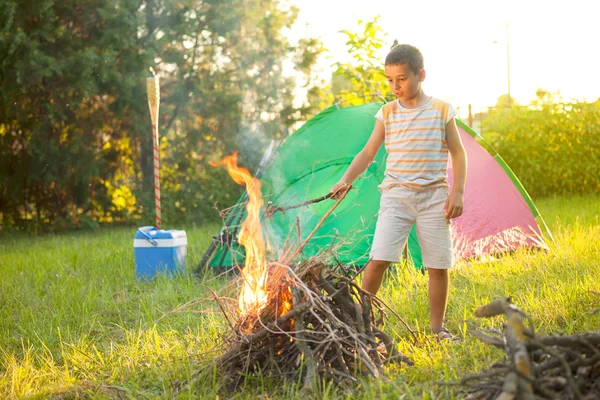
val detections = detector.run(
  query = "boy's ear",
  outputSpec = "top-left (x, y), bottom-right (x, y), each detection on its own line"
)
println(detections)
top-left (419, 69), bottom-right (426, 82)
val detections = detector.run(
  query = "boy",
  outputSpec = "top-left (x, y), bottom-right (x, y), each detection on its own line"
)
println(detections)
top-left (330, 43), bottom-right (467, 342)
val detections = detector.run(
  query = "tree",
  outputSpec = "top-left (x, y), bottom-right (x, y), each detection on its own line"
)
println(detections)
top-left (483, 94), bottom-right (600, 197)
top-left (0, 0), bottom-right (321, 230)
top-left (332, 17), bottom-right (390, 105)
top-left (496, 94), bottom-right (519, 107)
top-left (0, 0), bottom-right (150, 230)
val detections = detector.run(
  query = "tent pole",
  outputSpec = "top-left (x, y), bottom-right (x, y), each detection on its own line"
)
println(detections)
top-left (193, 199), bottom-right (246, 277)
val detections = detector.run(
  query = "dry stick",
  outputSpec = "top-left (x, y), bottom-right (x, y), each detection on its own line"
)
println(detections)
top-left (536, 333), bottom-right (600, 347)
top-left (530, 338), bottom-right (584, 400)
top-left (474, 297), bottom-right (513, 318)
top-left (578, 336), bottom-right (600, 357)
top-left (291, 287), bottom-right (317, 392)
top-left (333, 341), bottom-right (351, 376)
top-left (329, 229), bottom-right (339, 248)
top-left (357, 346), bottom-right (380, 378)
top-left (498, 371), bottom-right (518, 400)
top-left (358, 293), bottom-right (384, 368)
top-left (154, 296), bottom-right (213, 323)
top-left (354, 302), bottom-right (366, 336)
top-left (350, 286), bottom-right (389, 367)
top-left (209, 288), bottom-right (236, 332)
top-left (328, 368), bottom-right (357, 383)
top-left (535, 352), bottom-right (600, 377)
top-left (302, 301), bottom-right (357, 381)
top-left (325, 266), bottom-right (368, 300)
top-left (317, 277), bottom-right (357, 327)
top-left (307, 270), bottom-right (385, 377)
top-left (327, 231), bottom-right (350, 276)
top-left (503, 312), bottom-right (535, 399)
top-left (535, 382), bottom-right (565, 400)
top-left (360, 288), bottom-right (418, 345)
top-left (296, 216), bottom-right (302, 250)
top-left (282, 196), bottom-right (346, 265)
top-left (468, 329), bottom-right (505, 349)
top-left (210, 301), bottom-right (313, 369)
top-left (276, 221), bottom-right (300, 267)
top-left (360, 291), bottom-right (373, 337)
top-left (279, 222), bottom-right (295, 261)
top-left (324, 271), bottom-right (417, 344)
top-left (266, 192), bottom-right (335, 217)
top-left (475, 298), bottom-right (535, 400)
top-left (331, 253), bottom-right (349, 277)
top-left (318, 276), bottom-right (358, 325)
top-left (268, 337), bottom-right (285, 377)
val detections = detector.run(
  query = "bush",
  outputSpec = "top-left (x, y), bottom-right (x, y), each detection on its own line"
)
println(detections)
top-left (482, 100), bottom-right (600, 198)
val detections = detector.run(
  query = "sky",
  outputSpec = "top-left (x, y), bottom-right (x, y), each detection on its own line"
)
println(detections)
top-left (284, 0), bottom-right (600, 118)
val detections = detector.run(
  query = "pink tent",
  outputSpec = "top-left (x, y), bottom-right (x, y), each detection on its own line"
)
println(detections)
top-left (446, 121), bottom-right (550, 262)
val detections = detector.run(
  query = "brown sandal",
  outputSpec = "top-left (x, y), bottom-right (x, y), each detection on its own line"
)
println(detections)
top-left (433, 327), bottom-right (460, 343)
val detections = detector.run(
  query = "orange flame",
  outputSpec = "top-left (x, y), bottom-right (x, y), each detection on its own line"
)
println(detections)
top-left (213, 152), bottom-right (268, 314)
top-left (280, 286), bottom-right (293, 317)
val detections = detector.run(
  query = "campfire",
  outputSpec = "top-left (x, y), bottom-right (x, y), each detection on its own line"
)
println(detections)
top-left (190, 152), bottom-right (414, 393)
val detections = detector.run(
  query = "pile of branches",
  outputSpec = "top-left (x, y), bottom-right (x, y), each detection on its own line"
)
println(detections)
top-left (448, 297), bottom-right (600, 400)
top-left (173, 195), bottom-right (416, 395)
top-left (183, 257), bottom-right (414, 394)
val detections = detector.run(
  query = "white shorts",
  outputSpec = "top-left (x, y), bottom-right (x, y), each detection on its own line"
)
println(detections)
top-left (370, 186), bottom-right (453, 269)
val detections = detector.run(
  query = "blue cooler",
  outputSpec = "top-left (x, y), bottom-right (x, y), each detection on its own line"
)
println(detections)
top-left (134, 226), bottom-right (187, 279)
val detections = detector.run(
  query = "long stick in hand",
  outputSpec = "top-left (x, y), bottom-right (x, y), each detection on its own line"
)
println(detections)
top-left (147, 67), bottom-right (161, 229)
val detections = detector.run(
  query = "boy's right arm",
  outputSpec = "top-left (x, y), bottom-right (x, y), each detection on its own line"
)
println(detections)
top-left (330, 120), bottom-right (385, 199)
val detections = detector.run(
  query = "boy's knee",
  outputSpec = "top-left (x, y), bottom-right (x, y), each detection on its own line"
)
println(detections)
top-left (427, 267), bottom-right (448, 277)
top-left (368, 260), bottom-right (392, 270)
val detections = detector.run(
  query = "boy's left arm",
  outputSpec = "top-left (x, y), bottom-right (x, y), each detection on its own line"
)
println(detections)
top-left (445, 119), bottom-right (467, 219)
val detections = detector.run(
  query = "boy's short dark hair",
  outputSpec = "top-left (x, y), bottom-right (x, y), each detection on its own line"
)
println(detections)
top-left (385, 41), bottom-right (424, 74)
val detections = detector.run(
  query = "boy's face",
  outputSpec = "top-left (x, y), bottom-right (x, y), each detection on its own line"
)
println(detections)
top-left (385, 63), bottom-right (425, 102)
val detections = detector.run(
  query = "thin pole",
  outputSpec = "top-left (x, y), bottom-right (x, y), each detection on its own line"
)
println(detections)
top-left (147, 67), bottom-right (161, 229)
top-left (468, 104), bottom-right (473, 127)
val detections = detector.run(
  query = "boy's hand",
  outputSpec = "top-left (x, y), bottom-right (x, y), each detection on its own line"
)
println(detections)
top-left (330, 181), bottom-right (351, 200)
top-left (444, 190), bottom-right (464, 219)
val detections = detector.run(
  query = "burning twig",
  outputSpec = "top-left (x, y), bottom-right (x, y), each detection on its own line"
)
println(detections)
top-left (264, 187), bottom-right (352, 218)
top-left (441, 297), bottom-right (600, 399)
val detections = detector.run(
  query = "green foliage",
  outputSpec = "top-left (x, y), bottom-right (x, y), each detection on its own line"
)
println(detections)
top-left (482, 98), bottom-right (600, 197)
top-left (332, 17), bottom-right (391, 106)
top-left (0, 0), bottom-right (322, 231)
top-left (293, 16), bottom-right (391, 121)
top-left (0, 0), bottom-right (148, 231)
top-left (0, 194), bottom-right (598, 397)
top-left (495, 94), bottom-right (518, 107)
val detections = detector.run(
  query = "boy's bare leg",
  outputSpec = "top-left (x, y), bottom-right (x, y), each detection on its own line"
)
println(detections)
top-left (361, 260), bottom-right (392, 294)
top-left (427, 268), bottom-right (449, 334)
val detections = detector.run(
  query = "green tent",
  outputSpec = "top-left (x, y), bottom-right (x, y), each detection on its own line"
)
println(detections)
top-left (199, 101), bottom-right (548, 275)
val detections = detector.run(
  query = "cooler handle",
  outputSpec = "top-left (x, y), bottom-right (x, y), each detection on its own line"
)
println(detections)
top-left (138, 227), bottom-right (158, 247)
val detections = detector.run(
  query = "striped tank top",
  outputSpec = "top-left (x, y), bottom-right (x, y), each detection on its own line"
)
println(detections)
top-left (375, 98), bottom-right (457, 191)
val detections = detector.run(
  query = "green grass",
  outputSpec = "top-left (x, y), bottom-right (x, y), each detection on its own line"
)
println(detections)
top-left (1, 195), bottom-right (599, 399)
